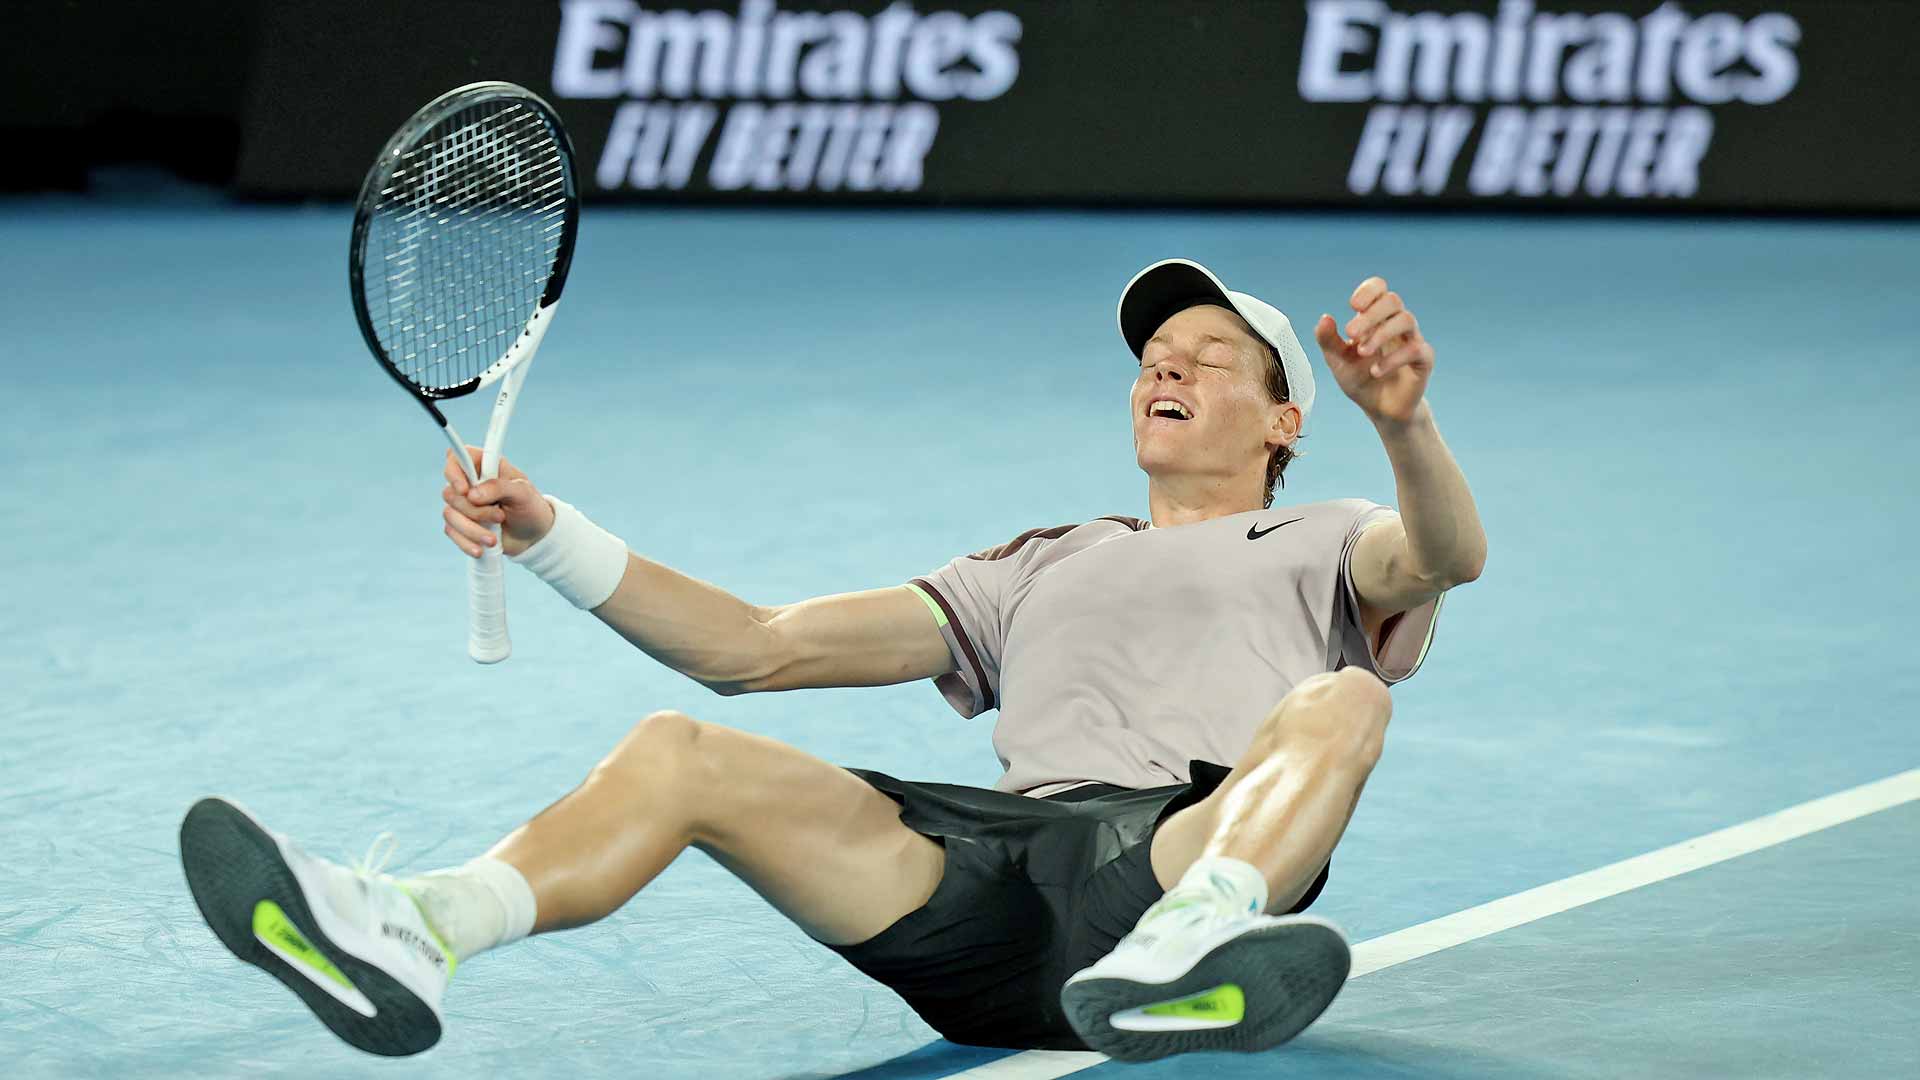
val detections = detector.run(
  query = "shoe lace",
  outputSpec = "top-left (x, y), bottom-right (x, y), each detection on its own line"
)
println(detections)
top-left (351, 832), bottom-right (399, 880)
top-left (1136, 885), bottom-right (1238, 937)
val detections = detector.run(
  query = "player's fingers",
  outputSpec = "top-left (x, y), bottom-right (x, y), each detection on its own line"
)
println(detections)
top-left (443, 506), bottom-right (497, 549)
top-left (1349, 276), bottom-right (1389, 314)
top-left (1372, 338), bottom-right (1433, 378)
top-left (457, 444), bottom-right (491, 475)
top-left (1359, 310), bottom-right (1417, 357)
top-left (468, 478), bottom-right (535, 513)
top-left (459, 446), bottom-right (524, 488)
top-left (444, 450), bottom-right (469, 495)
top-left (501, 476), bottom-right (542, 508)
top-left (1312, 314), bottom-right (1349, 355)
top-left (1347, 290), bottom-right (1403, 342)
top-left (444, 523), bottom-right (484, 558)
top-left (488, 477), bottom-right (547, 518)
top-left (443, 485), bottom-right (506, 524)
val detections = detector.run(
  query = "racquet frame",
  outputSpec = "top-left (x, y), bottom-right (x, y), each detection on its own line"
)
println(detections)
top-left (348, 81), bottom-right (580, 664)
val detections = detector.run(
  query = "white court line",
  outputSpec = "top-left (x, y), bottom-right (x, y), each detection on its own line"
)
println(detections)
top-left (940, 767), bottom-right (1920, 1080)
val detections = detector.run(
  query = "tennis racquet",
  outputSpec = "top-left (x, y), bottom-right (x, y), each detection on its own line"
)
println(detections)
top-left (349, 81), bottom-right (581, 664)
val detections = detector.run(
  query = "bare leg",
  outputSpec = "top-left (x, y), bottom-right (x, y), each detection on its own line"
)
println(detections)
top-left (488, 710), bottom-right (944, 945)
top-left (1149, 668), bottom-right (1392, 912)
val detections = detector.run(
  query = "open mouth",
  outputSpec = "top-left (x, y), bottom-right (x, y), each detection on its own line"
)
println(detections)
top-left (1147, 399), bottom-right (1194, 421)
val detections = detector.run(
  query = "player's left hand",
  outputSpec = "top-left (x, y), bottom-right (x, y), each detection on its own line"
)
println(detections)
top-left (1313, 277), bottom-right (1433, 426)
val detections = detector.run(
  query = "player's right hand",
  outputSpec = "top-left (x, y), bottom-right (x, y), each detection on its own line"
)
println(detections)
top-left (442, 447), bottom-right (555, 559)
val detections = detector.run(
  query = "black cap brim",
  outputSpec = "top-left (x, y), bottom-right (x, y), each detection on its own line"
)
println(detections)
top-left (1117, 259), bottom-right (1237, 358)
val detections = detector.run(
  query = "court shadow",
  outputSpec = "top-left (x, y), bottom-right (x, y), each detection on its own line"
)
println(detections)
top-left (802, 1027), bottom-right (1545, 1080)
top-left (1277, 1023), bottom-right (1549, 1079)
top-left (804, 1040), bottom-right (1012, 1080)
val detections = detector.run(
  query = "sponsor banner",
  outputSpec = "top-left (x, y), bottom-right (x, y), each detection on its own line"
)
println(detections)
top-left (237, 1), bottom-right (1920, 209)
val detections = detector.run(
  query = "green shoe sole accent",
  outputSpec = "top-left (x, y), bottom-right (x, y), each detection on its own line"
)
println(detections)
top-left (253, 899), bottom-right (357, 992)
top-left (1060, 918), bottom-right (1350, 1061)
top-left (1141, 982), bottom-right (1245, 1022)
top-left (180, 797), bottom-right (443, 1057)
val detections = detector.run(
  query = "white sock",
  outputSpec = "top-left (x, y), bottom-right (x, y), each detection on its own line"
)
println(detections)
top-left (1175, 854), bottom-right (1270, 915)
top-left (404, 857), bottom-right (538, 962)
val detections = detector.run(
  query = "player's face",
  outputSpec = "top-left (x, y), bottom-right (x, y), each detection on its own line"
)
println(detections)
top-left (1131, 305), bottom-right (1289, 484)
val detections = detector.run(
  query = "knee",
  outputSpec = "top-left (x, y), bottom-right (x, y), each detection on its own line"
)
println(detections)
top-left (1325, 667), bottom-right (1393, 718)
top-left (591, 709), bottom-right (709, 790)
top-left (1259, 668), bottom-right (1393, 773)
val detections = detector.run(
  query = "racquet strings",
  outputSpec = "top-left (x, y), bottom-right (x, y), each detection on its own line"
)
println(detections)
top-left (359, 100), bottom-right (570, 393)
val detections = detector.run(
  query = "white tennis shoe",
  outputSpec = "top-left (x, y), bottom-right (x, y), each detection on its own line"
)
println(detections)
top-left (1060, 886), bottom-right (1351, 1061)
top-left (179, 797), bottom-right (455, 1056)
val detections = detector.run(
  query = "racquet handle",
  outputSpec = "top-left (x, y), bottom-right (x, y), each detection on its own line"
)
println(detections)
top-left (468, 529), bottom-right (512, 663)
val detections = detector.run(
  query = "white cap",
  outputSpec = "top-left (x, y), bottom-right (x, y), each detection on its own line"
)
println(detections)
top-left (1116, 259), bottom-right (1316, 424)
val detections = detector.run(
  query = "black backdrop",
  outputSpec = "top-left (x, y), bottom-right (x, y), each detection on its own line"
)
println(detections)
top-left (14, 1), bottom-right (1918, 210)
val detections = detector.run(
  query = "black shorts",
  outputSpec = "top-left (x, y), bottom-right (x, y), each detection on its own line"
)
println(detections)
top-left (829, 761), bottom-right (1330, 1050)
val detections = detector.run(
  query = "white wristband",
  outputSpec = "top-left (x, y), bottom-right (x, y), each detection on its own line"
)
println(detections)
top-left (509, 495), bottom-right (629, 610)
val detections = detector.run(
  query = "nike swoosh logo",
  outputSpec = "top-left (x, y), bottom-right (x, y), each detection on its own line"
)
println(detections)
top-left (1246, 518), bottom-right (1303, 540)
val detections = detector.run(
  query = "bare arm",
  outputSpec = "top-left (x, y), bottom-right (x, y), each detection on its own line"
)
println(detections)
top-left (589, 570), bottom-right (954, 695)
top-left (1313, 278), bottom-right (1487, 626)
top-left (440, 448), bottom-right (953, 695)
top-left (1348, 403), bottom-right (1486, 614)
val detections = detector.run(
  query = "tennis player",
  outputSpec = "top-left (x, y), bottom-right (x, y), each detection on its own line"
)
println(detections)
top-left (180, 259), bottom-right (1485, 1061)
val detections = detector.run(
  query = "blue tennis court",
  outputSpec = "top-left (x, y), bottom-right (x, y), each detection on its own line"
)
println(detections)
top-left (5, 202), bottom-right (1917, 1077)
